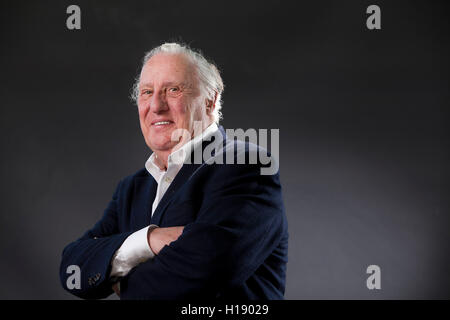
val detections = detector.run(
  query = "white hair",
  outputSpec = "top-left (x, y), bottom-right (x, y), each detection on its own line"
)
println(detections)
top-left (131, 42), bottom-right (224, 124)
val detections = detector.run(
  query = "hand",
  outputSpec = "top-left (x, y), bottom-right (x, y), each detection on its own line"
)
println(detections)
top-left (147, 226), bottom-right (184, 255)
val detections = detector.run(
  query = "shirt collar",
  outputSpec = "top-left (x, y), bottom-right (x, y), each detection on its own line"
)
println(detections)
top-left (145, 122), bottom-right (219, 181)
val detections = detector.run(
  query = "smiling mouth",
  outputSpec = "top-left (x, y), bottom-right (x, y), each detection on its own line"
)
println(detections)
top-left (152, 121), bottom-right (173, 126)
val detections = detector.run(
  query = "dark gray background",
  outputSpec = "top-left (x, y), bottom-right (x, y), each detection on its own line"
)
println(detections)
top-left (0, 0), bottom-right (449, 299)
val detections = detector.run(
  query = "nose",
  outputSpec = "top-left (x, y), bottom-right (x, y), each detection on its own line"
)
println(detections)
top-left (149, 90), bottom-right (168, 114)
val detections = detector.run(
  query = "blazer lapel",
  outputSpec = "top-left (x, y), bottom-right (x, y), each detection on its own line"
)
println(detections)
top-left (150, 162), bottom-right (201, 226)
top-left (150, 125), bottom-right (227, 226)
top-left (132, 176), bottom-right (157, 229)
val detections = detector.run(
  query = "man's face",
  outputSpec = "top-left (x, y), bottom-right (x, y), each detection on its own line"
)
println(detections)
top-left (137, 53), bottom-right (206, 153)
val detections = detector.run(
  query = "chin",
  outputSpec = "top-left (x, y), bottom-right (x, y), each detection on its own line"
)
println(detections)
top-left (148, 139), bottom-right (177, 152)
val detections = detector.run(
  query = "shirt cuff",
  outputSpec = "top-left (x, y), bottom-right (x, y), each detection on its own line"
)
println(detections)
top-left (110, 225), bottom-right (158, 278)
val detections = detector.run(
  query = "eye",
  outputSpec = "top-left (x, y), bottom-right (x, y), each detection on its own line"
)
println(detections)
top-left (167, 86), bottom-right (183, 97)
top-left (141, 89), bottom-right (153, 96)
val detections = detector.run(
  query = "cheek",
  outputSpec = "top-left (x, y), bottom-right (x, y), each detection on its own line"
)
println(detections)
top-left (170, 99), bottom-right (190, 121)
top-left (138, 109), bottom-right (150, 134)
top-left (137, 103), bottom-right (149, 121)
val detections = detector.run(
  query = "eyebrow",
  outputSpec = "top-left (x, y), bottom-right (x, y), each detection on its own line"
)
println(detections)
top-left (139, 81), bottom-right (187, 89)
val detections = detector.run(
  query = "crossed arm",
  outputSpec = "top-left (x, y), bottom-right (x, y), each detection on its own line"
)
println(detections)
top-left (111, 226), bottom-right (185, 296)
top-left (60, 162), bottom-right (285, 300)
top-left (59, 183), bottom-right (187, 300)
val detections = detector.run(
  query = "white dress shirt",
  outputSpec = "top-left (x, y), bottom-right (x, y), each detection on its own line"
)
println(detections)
top-left (110, 122), bottom-right (219, 278)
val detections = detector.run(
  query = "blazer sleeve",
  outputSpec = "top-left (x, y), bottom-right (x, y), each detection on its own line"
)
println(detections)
top-left (119, 159), bottom-right (287, 299)
top-left (59, 179), bottom-right (133, 299)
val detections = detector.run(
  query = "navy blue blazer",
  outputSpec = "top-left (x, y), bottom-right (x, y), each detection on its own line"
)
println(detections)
top-left (60, 126), bottom-right (288, 300)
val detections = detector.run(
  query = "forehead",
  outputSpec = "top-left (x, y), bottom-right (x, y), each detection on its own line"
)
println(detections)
top-left (139, 53), bottom-right (196, 86)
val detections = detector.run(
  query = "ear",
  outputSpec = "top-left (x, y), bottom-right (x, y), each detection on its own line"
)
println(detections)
top-left (205, 93), bottom-right (218, 116)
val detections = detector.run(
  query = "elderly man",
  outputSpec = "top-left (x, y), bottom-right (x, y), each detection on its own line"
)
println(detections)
top-left (60, 43), bottom-right (288, 300)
